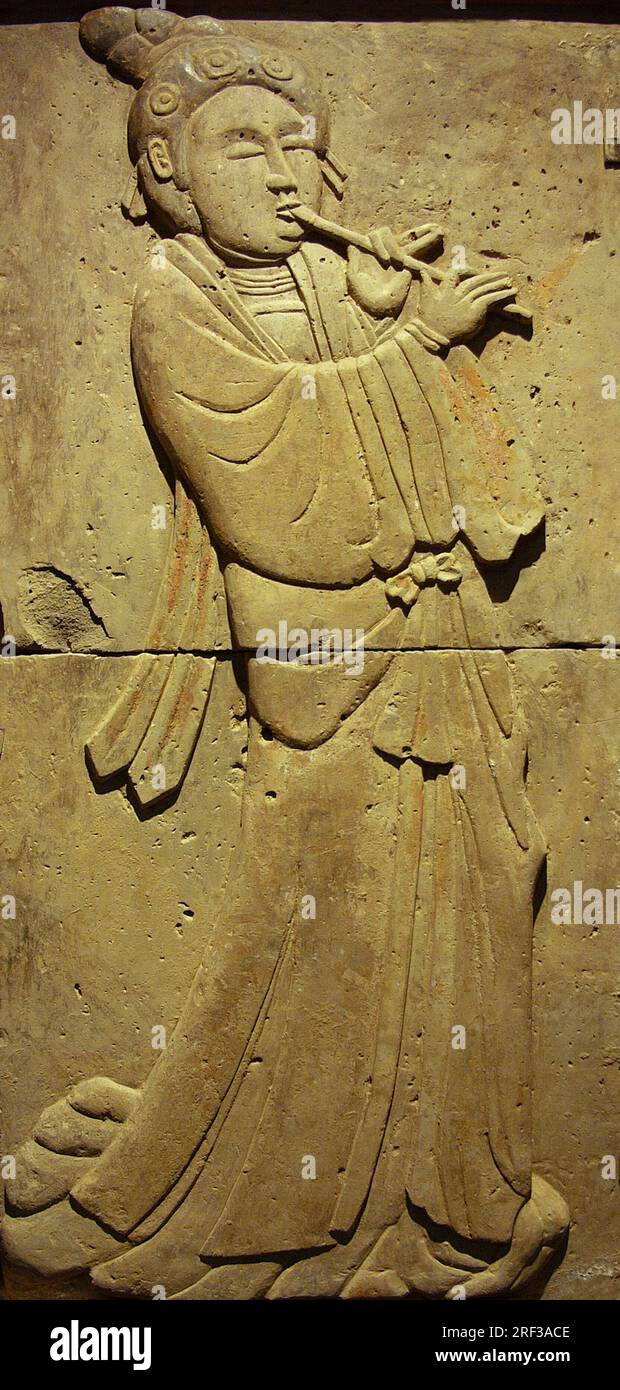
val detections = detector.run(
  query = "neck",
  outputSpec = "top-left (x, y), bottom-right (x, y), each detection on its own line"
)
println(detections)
top-left (227, 262), bottom-right (296, 292)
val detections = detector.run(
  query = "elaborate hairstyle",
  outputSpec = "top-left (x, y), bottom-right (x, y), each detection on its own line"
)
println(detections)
top-left (80, 7), bottom-right (346, 233)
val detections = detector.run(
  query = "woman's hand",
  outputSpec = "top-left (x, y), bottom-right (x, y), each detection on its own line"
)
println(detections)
top-left (347, 223), bottom-right (443, 317)
top-left (417, 266), bottom-right (517, 343)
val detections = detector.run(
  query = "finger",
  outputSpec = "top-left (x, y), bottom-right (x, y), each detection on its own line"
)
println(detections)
top-left (445, 267), bottom-right (464, 289)
top-left (380, 226), bottom-right (410, 266)
top-left (467, 280), bottom-right (516, 302)
top-left (409, 317), bottom-right (446, 349)
top-left (404, 222), bottom-right (437, 237)
top-left (400, 222), bottom-right (443, 244)
top-left (419, 330), bottom-right (448, 352)
top-left (458, 271), bottom-right (512, 291)
top-left (420, 266), bottom-right (437, 294)
top-left (459, 277), bottom-right (514, 301)
top-left (405, 230), bottom-right (444, 257)
top-left (369, 227), bottom-right (392, 266)
top-left (477, 288), bottom-right (519, 308)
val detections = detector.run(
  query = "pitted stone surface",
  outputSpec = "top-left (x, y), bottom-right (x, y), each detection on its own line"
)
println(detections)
top-left (1, 11), bottom-right (618, 1300)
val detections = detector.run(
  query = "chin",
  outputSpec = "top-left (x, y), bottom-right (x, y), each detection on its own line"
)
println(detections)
top-left (273, 227), bottom-right (304, 251)
top-left (246, 235), bottom-right (303, 261)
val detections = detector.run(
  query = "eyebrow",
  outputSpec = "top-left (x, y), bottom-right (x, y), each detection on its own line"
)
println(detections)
top-left (216, 115), bottom-right (307, 141)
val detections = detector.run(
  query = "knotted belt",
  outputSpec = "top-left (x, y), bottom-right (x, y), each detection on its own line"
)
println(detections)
top-left (385, 550), bottom-right (463, 609)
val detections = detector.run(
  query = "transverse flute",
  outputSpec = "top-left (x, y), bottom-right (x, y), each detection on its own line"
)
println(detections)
top-left (293, 204), bottom-right (532, 328)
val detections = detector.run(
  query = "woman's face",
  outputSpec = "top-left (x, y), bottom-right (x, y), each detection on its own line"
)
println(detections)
top-left (184, 85), bottom-right (323, 263)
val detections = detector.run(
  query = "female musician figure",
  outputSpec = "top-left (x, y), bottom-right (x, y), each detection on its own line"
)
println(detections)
top-left (2, 9), bottom-right (568, 1299)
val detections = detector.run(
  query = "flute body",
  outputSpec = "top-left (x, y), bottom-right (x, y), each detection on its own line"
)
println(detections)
top-left (293, 204), bottom-right (531, 327)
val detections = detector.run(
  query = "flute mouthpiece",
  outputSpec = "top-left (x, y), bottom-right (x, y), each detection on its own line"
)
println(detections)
top-left (293, 204), bottom-right (318, 225)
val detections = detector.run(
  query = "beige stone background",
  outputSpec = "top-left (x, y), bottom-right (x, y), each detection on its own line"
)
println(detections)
top-left (0, 16), bottom-right (619, 1298)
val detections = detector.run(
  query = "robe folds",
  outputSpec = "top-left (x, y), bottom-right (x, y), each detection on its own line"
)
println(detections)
top-left (75, 231), bottom-right (547, 1279)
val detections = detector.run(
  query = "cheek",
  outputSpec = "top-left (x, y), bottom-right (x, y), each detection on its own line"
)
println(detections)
top-left (193, 161), bottom-right (272, 232)
top-left (236, 161), bottom-right (278, 216)
top-left (289, 152), bottom-right (322, 206)
top-left (221, 162), bottom-right (275, 216)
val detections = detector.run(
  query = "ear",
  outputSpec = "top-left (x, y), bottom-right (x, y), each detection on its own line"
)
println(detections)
top-left (147, 136), bottom-right (174, 182)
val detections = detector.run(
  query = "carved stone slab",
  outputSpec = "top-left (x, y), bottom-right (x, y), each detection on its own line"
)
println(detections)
top-left (1, 10), bottom-right (619, 1301)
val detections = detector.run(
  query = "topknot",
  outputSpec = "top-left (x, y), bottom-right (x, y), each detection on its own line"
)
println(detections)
top-left (79, 7), bottom-right (225, 85)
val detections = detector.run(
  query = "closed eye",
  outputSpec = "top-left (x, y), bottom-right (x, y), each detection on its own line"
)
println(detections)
top-left (226, 140), bottom-right (265, 160)
top-left (280, 137), bottom-right (315, 153)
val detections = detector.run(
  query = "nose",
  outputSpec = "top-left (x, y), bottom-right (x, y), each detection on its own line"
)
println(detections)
top-left (265, 142), bottom-right (297, 195)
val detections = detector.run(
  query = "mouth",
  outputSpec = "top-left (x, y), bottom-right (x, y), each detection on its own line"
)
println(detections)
top-left (275, 200), bottom-right (302, 226)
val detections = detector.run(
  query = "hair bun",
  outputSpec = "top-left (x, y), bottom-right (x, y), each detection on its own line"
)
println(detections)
top-left (79, 7), bottom-right (181, 85)
top-left (135, 9), bottom-right (180, 42)
top-left (80, 7), bottom-right (137, 61)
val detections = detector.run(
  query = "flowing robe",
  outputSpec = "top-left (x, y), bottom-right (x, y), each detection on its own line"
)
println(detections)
top-left (74, 233), bottom-right (547, 1282)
